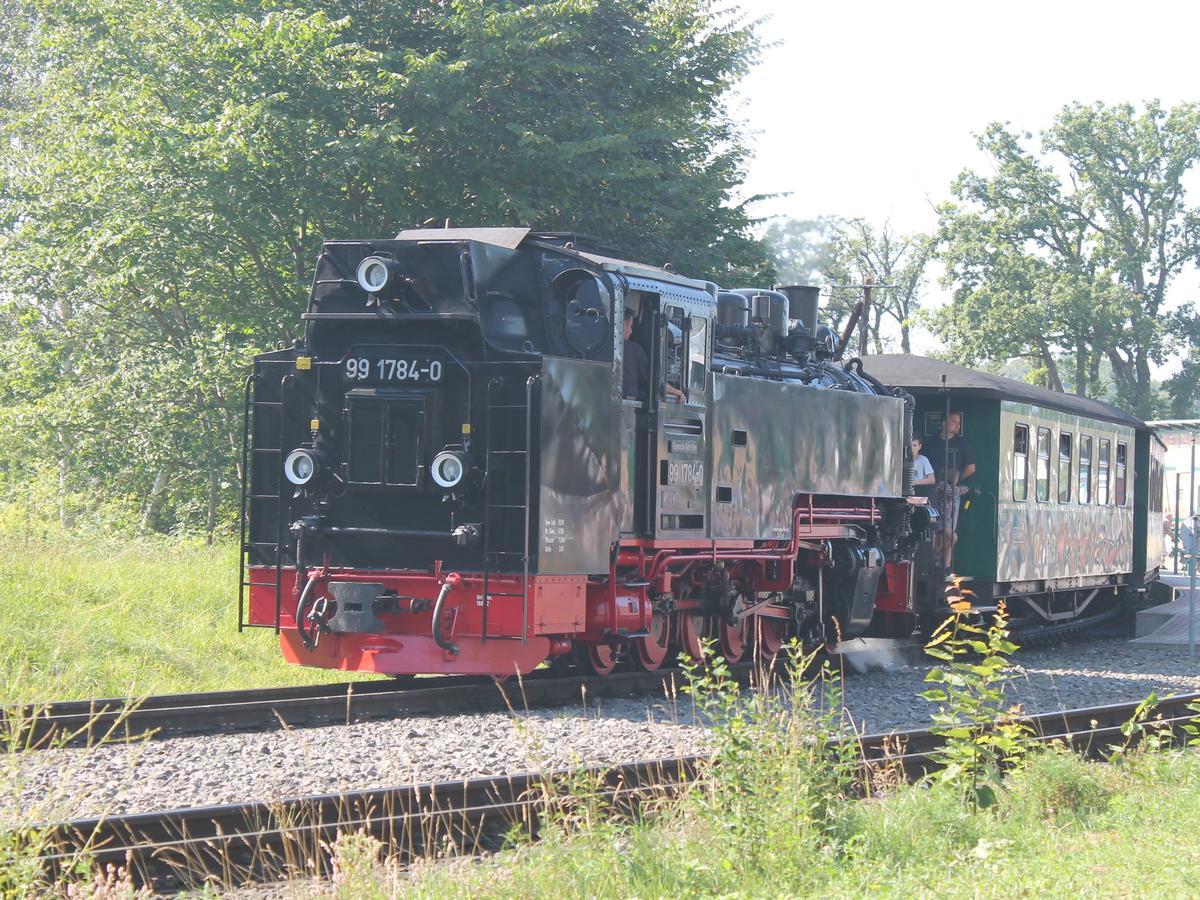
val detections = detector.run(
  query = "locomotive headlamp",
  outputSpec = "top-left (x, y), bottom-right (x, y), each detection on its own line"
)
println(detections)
top-left (431, 450), bottom-right (470, 489)
top-left (356, 255), bottom-right (398, 294)
top-left (284, 448), bottom-right (320, 486)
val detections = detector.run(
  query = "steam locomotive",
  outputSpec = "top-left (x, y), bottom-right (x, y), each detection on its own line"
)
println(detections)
top-left (238, 227), bottom-right (1156, 678)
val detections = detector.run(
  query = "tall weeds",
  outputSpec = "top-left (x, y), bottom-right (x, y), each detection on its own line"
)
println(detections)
top-left (921, 597), bottom-right (1030, 808)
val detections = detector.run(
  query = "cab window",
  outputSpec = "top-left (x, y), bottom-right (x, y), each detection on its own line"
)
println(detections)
top-left (663, 306), bottom-right (687, 397)
top-left (688, 315), bottom-right (708, 394)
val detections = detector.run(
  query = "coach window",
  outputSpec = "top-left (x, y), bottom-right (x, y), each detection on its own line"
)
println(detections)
top-left (1115, 442), bottom-right (1128, 505)
top-left (1098, 439), bottom-right (1111, 505)
top-left (1057, 432), bottom-right (1072, 502)
top-left (1012, 424), bottom-right (1029, 500)
top-left (1078, 435), bottom-right (1093, 504)
top-left (1036, 427), bottom-right (1051, 502)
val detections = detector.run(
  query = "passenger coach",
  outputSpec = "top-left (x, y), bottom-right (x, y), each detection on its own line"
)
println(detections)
top-left (864, 355), bottom-right (1164, 626)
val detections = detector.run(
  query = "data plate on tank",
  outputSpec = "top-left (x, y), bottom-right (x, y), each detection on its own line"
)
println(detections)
top-left (709, 374), bottom-right (905, 540)
top-left (537, 357), bottom-right (620, 574)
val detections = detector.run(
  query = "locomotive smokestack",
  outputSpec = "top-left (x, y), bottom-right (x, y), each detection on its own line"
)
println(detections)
top-left (779, 285), bottom-right (821, 338)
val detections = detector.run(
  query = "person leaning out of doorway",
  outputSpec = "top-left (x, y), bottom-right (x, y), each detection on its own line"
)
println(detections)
top-left (923, 411), bottom-right (975, 571)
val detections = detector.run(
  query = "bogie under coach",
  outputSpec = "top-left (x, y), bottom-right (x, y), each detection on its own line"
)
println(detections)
top-left (240, 227), bottom-right (931, 676)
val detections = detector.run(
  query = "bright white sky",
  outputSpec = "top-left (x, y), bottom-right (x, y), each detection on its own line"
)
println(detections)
top-left (731, 0), bottom-right (1200, 233)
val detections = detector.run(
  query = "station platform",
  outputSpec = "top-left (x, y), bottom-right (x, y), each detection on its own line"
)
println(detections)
top-left (1131, 575), bottom-right (1200, 651)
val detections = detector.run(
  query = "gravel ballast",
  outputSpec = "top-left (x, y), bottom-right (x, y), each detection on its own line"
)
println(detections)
top-left (8, 638), bottom-right (1200, 822)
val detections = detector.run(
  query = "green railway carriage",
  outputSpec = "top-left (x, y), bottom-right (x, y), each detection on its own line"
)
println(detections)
top-left (864, 356), bottom-right (1164, 623)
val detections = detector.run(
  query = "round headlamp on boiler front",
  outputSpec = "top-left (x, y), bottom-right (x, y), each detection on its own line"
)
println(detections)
top-left (284, 448), bottom-right (320, 486)
top-left (431, 450), bottom-right (470, 489)
top-left (356, 255), bottom-right (399, 294)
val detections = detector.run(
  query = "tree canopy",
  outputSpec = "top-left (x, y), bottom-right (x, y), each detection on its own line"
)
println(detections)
top-left (822, 219), bottom-right (934, 354)
top-left (0, 0), bottom-right (770, 533)
top-left (936, 101), bottom-right (1200, 416)
top-left (762, 216), bottom-right (934, 353)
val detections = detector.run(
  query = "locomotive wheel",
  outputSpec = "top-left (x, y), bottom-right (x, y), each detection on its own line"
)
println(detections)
top-left (714, 615), bottom-right (749, 664)
top-left (753, 615), bottom-right (788, 662)
top-left (633, 611), bottom-right (671, 670)
top-left (577, 642), bottom-right (619, 676)
top-left (676, 612), bottom-right (708, 661)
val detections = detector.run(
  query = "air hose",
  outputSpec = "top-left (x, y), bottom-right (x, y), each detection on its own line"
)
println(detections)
top-left (432, 572), bottom-right (462, 655)
top-left (295, 576), bottom-right (321, 651)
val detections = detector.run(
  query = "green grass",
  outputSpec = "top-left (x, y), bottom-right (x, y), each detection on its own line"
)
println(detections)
top-left (347, 744), bottom-right (1200, 899)
top-left (0, 529), bottom-right (378, 704)
top-left (317, 653), bottom-right (1200, 899)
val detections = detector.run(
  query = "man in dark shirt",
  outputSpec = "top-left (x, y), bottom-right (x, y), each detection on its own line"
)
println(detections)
top-left (924, 412), bottom-right (976, 484)
top-left (623, 308), bottom-right (650, 400)
top-left (923, 411), bottom-right (975, 569)
top-left (622, 308), bottom-right (683, 402)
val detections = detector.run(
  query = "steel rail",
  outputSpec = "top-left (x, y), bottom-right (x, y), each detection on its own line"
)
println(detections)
top-left (3, 609), bottom-right (1120, 751)
top-left (37, 692), bottom-right (1200, 891)
top-left (2, 668), bottom-right (701, 750)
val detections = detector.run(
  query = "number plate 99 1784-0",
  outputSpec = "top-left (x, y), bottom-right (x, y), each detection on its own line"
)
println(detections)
top-left (343, 355), bottom-right (444, 385)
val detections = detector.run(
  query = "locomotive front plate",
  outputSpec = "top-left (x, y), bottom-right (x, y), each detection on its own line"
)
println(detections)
top-left (342, 352), bottom-right (445, 385)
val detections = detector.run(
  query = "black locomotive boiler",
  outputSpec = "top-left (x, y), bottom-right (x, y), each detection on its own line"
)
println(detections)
top-left (239, 227), bottom-right (931, 677)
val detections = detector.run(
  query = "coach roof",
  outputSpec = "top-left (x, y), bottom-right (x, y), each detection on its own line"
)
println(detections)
top-left (862, 354), bottom-right (1145, 430)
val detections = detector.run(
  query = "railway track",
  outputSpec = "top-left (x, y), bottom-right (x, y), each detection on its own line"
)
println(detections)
top-left (2, 669), bottom-right (700, 750)
top-left (3, 612), bottom-right (1119, 751)
top-left (38, 691), bottom-right (1200, 892)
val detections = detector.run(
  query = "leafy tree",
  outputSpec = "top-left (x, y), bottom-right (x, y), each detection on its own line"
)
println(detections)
top-left (762, 217), bottom-right (836, 286)
top-left (0, 0), bottom-right (770, 533)
top-left (821, 219), bottom-right (934, 354)
top-left (937, 101), bottom-right (1200, 415)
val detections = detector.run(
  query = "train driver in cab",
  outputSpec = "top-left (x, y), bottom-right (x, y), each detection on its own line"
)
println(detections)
top-left (623, 307), bottom-right (684, 403)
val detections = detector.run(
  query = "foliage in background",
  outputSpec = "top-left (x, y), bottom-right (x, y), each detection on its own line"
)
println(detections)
top-left (936, 100), bottom-right (1200, 416)
top-left (822, 219), bottom-right (935, 354)
top-left (0, 0), bottom-right (771, 535)
top-left (761, 216), bottom-right (837, 286)
top-left (762, 216), bottom-right (934, 352)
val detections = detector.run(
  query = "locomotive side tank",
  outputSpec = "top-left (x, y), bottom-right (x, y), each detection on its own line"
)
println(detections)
top-left (241, 228), bottom-right (922, 677)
